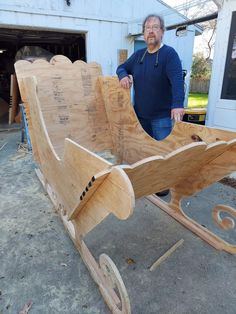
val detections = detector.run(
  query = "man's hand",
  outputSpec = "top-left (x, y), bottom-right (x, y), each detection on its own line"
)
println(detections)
top-left (171, 108), bottom-right (184, 121)
top-left (119, 76), bottom-right (133, 89)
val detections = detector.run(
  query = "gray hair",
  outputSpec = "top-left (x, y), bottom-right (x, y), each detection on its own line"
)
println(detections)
top-left (142, 14), bottom-right (165, 33)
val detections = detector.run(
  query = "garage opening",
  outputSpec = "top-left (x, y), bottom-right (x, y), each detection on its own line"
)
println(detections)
top-left (0, 28), bottom-right (86, 125)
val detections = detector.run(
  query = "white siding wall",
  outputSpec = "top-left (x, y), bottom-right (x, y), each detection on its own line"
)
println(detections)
top-left (206, 0), bottom-right (236, 131)
top-left (0, 0), bottom-right (196, 76)
top-left (164, 26), bottom-right (195, 106)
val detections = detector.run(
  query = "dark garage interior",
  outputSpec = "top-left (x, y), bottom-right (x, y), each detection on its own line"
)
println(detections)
top-left (0, 28), bottom-right (86, 125)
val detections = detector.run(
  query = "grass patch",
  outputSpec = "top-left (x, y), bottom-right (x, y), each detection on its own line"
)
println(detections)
top-left (187, 93), bottom-right (208, 108)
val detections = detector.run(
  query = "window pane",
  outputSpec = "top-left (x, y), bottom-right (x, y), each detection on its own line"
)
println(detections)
top-left (221, 11), bottom-right (236, 100)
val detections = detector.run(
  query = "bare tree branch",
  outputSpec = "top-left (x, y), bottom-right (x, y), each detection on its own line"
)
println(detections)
top-left (173, 0), bottom-right (218, 60)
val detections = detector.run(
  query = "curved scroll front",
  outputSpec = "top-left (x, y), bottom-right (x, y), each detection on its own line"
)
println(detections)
top-left (99, 254), bottom-right (131, 314)
top-left (212, 204), bottom-right (236, 230)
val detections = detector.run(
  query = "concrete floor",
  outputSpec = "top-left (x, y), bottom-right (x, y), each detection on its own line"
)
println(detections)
top-left (0, 130), bottom-right (236, 314)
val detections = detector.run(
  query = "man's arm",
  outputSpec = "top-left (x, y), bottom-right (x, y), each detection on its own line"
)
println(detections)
top-left (116, 52), bottom-right (137, 89)
top-left (166, 49), bottom-right (185, 121)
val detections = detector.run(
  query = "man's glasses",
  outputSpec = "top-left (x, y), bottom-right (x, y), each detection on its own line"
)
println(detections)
top-left (144, 25), bottom-right (161, 32)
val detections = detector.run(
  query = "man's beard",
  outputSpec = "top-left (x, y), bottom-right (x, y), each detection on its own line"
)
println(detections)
top-left (147, 37), bottom-right (159, 47)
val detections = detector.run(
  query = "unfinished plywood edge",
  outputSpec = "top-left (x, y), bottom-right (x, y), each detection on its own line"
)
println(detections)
top-left (147, 195), bottom-right (236, 254)
top-left (69, 172), bottom-right (110, 220)
top-left (69, 166), bottom-right (135, 221)
top-left (212, 204), bottom-right (236, 230)
top-left (35, 166), bottom-right (131, 314)
top-left (59, 202), bottom-right (131, 314)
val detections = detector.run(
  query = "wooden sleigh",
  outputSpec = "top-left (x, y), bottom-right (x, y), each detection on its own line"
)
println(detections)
top-left (15, 55), bottom-right (236, 313)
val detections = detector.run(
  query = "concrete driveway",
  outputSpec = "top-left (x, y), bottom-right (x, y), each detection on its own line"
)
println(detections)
top-left (0, 130), bottom-right (236, 314)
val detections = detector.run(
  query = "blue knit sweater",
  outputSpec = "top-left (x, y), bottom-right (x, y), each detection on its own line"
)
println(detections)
top-left (116, 44), bottom-right (185, 119)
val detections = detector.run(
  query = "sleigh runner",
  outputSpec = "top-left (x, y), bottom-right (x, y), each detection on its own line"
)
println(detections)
top-left (15, 55), bottom-right (236, 313)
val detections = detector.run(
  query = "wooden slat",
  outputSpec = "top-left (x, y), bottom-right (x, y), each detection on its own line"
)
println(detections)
top-left (147, 195), bottom-right (236, 254)
top-left (11, 74), bottom-right (20, 123)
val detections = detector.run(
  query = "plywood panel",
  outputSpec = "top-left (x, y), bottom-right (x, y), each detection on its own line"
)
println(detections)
top-left (15, 56), bottom-right (114, 159)
top-left (24, 75), bottom-right (135, 233)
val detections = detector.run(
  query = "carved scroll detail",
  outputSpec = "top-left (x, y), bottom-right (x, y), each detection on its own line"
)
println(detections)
top-left (99, 254), bottom-right (131, 314)
top-left (212, 204), bottom-right (236, 230)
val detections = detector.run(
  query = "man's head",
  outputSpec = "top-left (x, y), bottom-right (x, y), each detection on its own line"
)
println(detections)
top-left (143, 14), bottom-right (165, 51)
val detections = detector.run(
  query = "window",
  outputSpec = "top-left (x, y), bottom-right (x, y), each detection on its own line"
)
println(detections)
top-left (221, 11), bottom-right (236, 100)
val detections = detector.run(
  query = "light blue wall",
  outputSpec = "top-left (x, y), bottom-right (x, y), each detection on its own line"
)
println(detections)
top-left (0, 0), bottom-right (197, 79)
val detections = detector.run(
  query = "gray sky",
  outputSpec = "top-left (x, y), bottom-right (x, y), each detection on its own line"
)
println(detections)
top-left (163, 0), bottom-right (189, 6)
top-left (162, 0), bottom-right (217, 58)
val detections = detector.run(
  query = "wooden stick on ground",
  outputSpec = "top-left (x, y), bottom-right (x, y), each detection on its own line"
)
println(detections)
top-left (0, 142), bottom-right (7, 151)
top-left (149, 239), bottom-right (184, 272)
top-left (19, 301), bottom-right (33, 314)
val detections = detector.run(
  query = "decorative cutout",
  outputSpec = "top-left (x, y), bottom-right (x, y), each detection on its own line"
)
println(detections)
top-left (99, 254), bottom-right (131, 314)
top-left (212, 204), bottom-right (236, 230)
top-left (191, 134), bottom-right (203, 142)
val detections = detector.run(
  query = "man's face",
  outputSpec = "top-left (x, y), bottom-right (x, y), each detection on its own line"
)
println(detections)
top-left (143, 17), bottom-right (163, 48)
